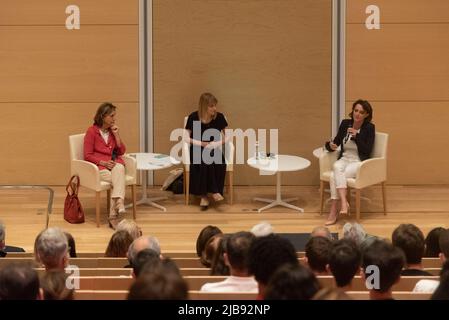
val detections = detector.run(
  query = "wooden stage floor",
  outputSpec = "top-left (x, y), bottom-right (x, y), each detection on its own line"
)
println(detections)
top-left (1, 185), bottom-right (448, 253)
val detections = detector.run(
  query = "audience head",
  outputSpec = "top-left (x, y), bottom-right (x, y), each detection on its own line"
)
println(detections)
top-left (350, 99), bottom-right (373, 123)
top-left (64, 232), bottom-right (77, 258)
top-left (264, 264), bottom-right (320, 300)
top-left (34, 227), bottom-right (69, 271)
top-left (196, 225), bottom-right (222, 258)
top-left (131, 248), bottom-right (161, 278)
top-left (362, 240), bottom-right (405, 294)
top-left (225, 231), bottom-right (256, 275)
top-left (127, 235), bottom-right (161, 265)
top-left (305, 236), bottom-right (332, 274)
top-left (438, 229), bottom-right (449, 261)
top-left (116, 219), bottom-right (142, 240)
top-left (0, 263), bottom-right (41, 300)
top-left (329, 239), bottom-right (361, 288)
top-left (127, 264), bottom-right (188, 300)
top-left (431, 260), bottom-right (449, 300)
top-left (311, 226), bottom-right (333, 241)
top-left (94, 102), bottom-right (117, 127)
top-left (105, 230), bottom-right (134, 258)
top-left (250, 221), bottom-right (274, 237)
top-left (342, 222), bottom-right (367, 246)
top-left (40, 271), bottom-right (74, 300)
top-left (392, 224), bottom-right (425, 265)
top-left (201, 233), bottom-right (223, 268)
top-left (424, 227), bottom-right (445, 257)
top-left (0, 221), bottom-right (5, 250)
top-left (210, 235), bottom-right (230, 276)
top-left (248, 234), bottom-right (298, 293)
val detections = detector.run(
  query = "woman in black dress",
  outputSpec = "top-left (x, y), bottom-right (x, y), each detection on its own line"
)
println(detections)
top-left (185, 93), bottom-right (228, 209)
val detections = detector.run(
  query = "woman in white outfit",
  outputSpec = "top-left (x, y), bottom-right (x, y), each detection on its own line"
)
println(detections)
top-left (324, 100), bottom-right (375, 226)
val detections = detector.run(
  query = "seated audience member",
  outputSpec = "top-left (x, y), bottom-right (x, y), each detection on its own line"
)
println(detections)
top-left (0, 263), bottom-right (42, 300)
top-left (131, 248), bottom-right (161, 278)
top-left (34, 227), bottom-right (69, 271)
top-left (116, 219), bottom-right (142, 240)
top-left (342, 222), bottom-right (378, 251)
top-left (305, 236), bottom-right (332, 275)
top-left (64, 232), bottom-right (77, 258)
top-left (127, 264), bottom-right (188, 300)
top-left (201, 231), bottom-right (257, 292)
top-left (248, 234), bottom-right (298, 299)
top-left (431, 260), bottom-right (449, 300)
top-left (311, 226), bottom-right (333, 241)
top-left (264, 264), bottom-right (320, 300)
top-left (201, 233), bottom-right (224, 268)
top-left (250, 221), bottom-right (274, 237)
top-left (0, 221), bottom-right (25, 257)
top-left (392, 224), bottom-right (432, 276)
top-left (328, 239), bottom-right (361, 291)
top-left (126, 235), bottom-right (161, 267)
top-left (312, 287), bottom-right (351, 300)
top-left (40, 271), bottom-right (74, 300)
top-left (361, 239), bottom-right (405, 300)
top-left (210, 234), bottom-right (230, 276)
top-left (424, 227), bottom-right (445, 257)
top-left (105, 230), bottom-right (134, 257)
top-left (196, 225), bottom-right (223, 260)
top-left (438, 228), bottom-right (449, 262)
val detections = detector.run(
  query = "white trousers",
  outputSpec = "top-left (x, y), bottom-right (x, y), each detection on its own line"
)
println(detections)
top-left (329, 158), bottom-right (361, 200)
top-left (99, 163), bottom-right (126, 199)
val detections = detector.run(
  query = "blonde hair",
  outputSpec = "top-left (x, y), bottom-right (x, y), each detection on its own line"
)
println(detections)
top-left (198, 93), bottom-right (218, 121)
top-left (116, 219), bottom-right (142, 240)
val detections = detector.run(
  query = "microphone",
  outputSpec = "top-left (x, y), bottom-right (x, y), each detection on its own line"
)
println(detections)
top-left (344, 126), bottom-right (352, 144)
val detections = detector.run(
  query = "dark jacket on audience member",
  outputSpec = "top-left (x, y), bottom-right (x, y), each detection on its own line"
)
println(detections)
top-left (0, 245), bottom-right (25, 257)
top-left (401, 269), bottom-right (433, 276)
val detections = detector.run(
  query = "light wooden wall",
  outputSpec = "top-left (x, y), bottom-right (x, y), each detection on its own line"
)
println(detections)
top-left (153, 0), bottom-right (332, 186)
top-left (0, 0), bottom-right (140, 185)
top-left (346, 0), bottom-right (449, 184)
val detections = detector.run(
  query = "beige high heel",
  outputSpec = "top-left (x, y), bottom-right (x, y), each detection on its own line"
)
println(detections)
top-left (339, 202), bottom-right (350, 216)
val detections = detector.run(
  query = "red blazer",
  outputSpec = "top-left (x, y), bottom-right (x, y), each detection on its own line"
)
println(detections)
top-left (83, 125), bottom-right (126, 170)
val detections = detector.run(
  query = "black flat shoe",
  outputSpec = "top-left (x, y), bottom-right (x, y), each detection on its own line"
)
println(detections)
top-left (200, 205), bottom-right (208, 211)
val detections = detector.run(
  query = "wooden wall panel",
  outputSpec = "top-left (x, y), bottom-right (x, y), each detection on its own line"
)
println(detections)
top-left (0, 0), bottom-right (138, 25)
top-left (346, 0), bottom-right (449, 184)
top-left (153, 0), bottom-right (332, 186)
top-left (347, 0), bottom-right (449, 23)
top-left (0, 26), bottom-right (138, 102)
top-left (0, 103), bottom-right (139, 185)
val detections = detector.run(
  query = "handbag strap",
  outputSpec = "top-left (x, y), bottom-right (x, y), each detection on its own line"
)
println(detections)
top-left (66, 175), bottom-right (80, 196)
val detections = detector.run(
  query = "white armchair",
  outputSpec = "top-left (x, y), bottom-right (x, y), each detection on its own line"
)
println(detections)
top-left (182, 117), bottom-right (235, 205)
top-left (69, 134), bottom-right (137, 227)
top-left (319, 132), bottom-right (388, 221)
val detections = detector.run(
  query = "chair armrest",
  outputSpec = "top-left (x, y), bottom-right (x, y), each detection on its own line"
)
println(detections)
top-left (354, 157), bottom-right (387, 189)
top-left (319, 150), bottom-right (338, 179)
top-left (182, 141), bottom-right (190, 166)
top-left (71, 160), bottom-right (102, 191)
top-left (123, 155), bottom-right (137, 184)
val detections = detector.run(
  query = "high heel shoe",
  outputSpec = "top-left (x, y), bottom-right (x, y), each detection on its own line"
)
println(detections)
top-left (339, 202), bottom-right (350, 216)
top-left (325, 211), bottom-right (339, 226)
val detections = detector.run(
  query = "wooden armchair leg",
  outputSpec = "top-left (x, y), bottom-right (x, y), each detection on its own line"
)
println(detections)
top-left (355, 189), bottom-right (361, 221)
top-left (381, 182), bottom-right (387, 215)
top-left (319, 180), bottom-right (325, 215)
top-left (229, 171), bottom-right (233, 205)
top-left (184, 167), bottom-right (190, 205)
top-left (131, 184), bottom-right (137, 220)
top-left (107, 190), bottom-right (111, 214)
top-left (96, 191), bottom-right (101, 228)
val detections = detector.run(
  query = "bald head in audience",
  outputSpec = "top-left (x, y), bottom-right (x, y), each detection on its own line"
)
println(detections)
top-left (127, 235), bottom-right (161, 265)
top-left (311, 226), bottom-right (333, 240)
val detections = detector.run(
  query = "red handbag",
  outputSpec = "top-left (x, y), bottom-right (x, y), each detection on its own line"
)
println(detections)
top-left (64, 175), bottom-right (85, 224)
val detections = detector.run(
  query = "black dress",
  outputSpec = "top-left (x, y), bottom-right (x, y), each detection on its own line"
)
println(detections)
top-left (185, 111), bottom-right (228, 196)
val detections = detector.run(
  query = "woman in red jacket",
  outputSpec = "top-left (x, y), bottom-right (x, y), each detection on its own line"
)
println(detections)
top-left (84, 102), bottom-right (127, 229)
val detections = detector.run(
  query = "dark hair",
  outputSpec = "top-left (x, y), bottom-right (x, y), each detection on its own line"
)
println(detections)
top-left (350, 99), bottom-right (373, 123)
top-left (127, 266), bottom-right (188, 300)
top-left (201, 233), bottom-right (223, 268)
top-left (105, 230), bottom-right (134, 258)
top-left (0, 263), bottom-right (40, 300)
top-left (265, 264), bottom-right (320, 300)
top-left (305, 236), bottom-right (332, 273)
top-left (196, 225), bottom-right (222, 257)
top-left (438, 229), bottom-right (449, 259)
top-left (226, 231), bottom-right (256, 272)
top-left (40, 271), bottom-right (74, 300)
top-left (431, 260), bottom-right (449, 300)
top-left (210, 235), bottom-right (230, 276)
top-left (131, 249), bottom-right (161, 278)
top-left (425, 227), bottom-right (446, 257)
top-left (64, 232), bottom-right (77, 258)
top-left (362, 240), bottom-right (404, 293)
top-left (248, 234), bottom-right (298, 285)
top-left (94, 102), bottom-right (116, 127)
top-left (392, 224), bottom-right (425, 265)
top-left (329, 239), bottom-right (361, 287)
